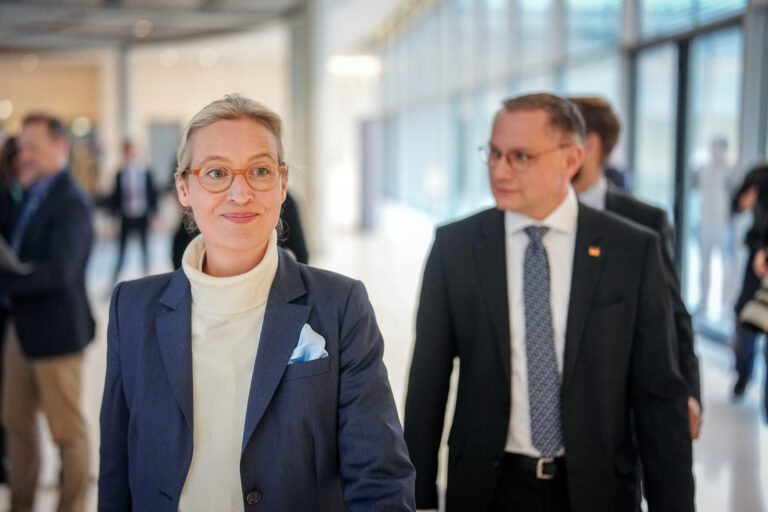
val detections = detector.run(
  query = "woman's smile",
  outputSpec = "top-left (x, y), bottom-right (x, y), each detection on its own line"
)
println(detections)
top-left (221, 211), bottom-right (259, 224)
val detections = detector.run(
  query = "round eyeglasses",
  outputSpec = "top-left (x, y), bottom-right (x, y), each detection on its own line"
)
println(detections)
top-left (186, 164), bottom-right (287, 193)
top-left (478, 143), bottom-right (573, 173)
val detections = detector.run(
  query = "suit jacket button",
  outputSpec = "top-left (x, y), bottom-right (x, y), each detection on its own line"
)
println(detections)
top-left (493, 460), bottom-right (500, 469)
top-left (246, 490), bottom-right (262, 505)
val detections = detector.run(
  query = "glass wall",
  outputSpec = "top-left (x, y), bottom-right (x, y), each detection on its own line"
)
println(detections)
top-left (565, 0), bottom-right (621, 55)
top-left (378, 0), bottom-right (634, 220)
top-left (640, 0), bottom-right (747, 39)
top-left (376, 0), bottom-right (761, 340)
top-left (683, 27), bottom-right (744, 333)
top-left (633, 44), bottom-right (678, 214)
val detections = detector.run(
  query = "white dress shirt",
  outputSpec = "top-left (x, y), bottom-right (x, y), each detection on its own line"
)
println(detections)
top-left (576, 174), bottom-right (607, 211)
top-left (504, 187), bottom-right (578, 457)
top-left (178, 231), bottom-right (278, 512)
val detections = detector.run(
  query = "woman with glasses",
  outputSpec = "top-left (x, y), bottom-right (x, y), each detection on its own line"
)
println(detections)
top-left (98, 94), bottom-right (415, 511)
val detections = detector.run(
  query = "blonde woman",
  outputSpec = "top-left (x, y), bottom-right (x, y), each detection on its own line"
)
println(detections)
top-left (98, 94), bottom-right (415, 511)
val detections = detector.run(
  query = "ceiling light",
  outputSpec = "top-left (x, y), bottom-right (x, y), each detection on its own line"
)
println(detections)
top-left (21, 54), bottom-right (38, 72)
top-left (70, 116), bottom-right (92, 137)
top-left (198, 48), bottom-right (218, 68)
top-left (160, 48), bottom-right (179, 68)
top-left (132, 19), bottom-right (153, 39)
top-left (327, 55), bottom-right (382, 77)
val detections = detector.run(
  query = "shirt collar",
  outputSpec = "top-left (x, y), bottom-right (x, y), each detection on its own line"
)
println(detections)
top-left (504, 186), bottom-right (578, 236)
top-left (576, 174), bottom-right (607, 211)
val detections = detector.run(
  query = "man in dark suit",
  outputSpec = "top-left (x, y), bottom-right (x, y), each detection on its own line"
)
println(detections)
top-left (0, 113), bottom-right (94, 512)
top-left (569, 96), bottom-right (702, 440)
top-left (404, 93), bottom-right (694, 512)
top-left (110, 140), bottom-right (157, 282)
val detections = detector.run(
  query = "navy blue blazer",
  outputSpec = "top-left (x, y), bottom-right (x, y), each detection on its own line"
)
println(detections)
top-left (0, 169), bottom-right (94, 358)
top-left (99, 249), bottom-right (416, 511)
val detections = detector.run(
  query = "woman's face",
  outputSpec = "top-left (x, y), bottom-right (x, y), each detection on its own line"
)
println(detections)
top-left (176, 118), bottom-right (287, 274)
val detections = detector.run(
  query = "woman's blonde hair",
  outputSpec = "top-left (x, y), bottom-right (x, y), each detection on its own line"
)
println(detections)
top-left (175, 94), bottom-right (287, 235)
top-left (175, 93), bottom-right (285, 177)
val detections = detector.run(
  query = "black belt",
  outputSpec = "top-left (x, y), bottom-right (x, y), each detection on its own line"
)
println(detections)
top-left (505, 453), bottom-right (565, 480)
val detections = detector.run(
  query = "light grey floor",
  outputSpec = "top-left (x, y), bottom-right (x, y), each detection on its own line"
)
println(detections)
top-left (1, 204), bottom-right (766, 511)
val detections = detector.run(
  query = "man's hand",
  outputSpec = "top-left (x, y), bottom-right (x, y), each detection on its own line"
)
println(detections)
top-left (688, 397), bottom-right (702, 440)
top-left (739, 185), bottom-right (758, 211)
top-left (753, 249), bottom-right (768, 279)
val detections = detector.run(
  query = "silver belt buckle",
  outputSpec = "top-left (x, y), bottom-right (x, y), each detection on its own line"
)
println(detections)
top-left (536, 457), bottom-right (555, 480)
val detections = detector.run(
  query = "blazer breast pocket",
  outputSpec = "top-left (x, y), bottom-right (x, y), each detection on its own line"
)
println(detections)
top-left (282, 355), bottom-right (332, 382)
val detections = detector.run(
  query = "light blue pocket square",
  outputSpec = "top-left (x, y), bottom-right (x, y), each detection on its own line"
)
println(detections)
top-left (288, 324), bottom-right (329, 365)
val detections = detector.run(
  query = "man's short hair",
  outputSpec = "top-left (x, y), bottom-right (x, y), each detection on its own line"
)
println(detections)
top-left (501, 93), bottom-right (586, 143)
top-left (568, 97), bottom-right (620, 164)
top-left (22, 112), bottom-right (68, 141)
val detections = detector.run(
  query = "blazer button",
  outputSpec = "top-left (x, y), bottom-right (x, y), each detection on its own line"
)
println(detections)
top-left (246, 490), bottom-right (262, 505)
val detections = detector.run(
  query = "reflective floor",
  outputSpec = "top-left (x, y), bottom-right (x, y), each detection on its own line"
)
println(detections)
top-left (1, 202), bottom-right (766, 511)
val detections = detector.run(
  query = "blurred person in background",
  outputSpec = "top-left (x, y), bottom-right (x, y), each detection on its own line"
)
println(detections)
top-left (692, 136), bottom-right (735, 315)
top-left (746, 207), bottom-right (768, 423)
top-left (569, 96), bottom-right (701, 439)
top-left (99, 94), bottom-right (415, 511)
top-left (109, 140), bottom-right (158, 282)
top-left (0, 113), bottom-right (94, 512)
top-left (279, 191), bottom-right (309, 264)
top-left (731, 162), bottom-right (768, 416)
top-left (0, 136), bottom-right (23, 483)
top-left (0, 137), bottom-right (23, 238)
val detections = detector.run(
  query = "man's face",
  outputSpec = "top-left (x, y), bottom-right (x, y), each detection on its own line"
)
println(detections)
top-left (488, 109), bottom-right (583, 220)
top-left (17, 121), bottom-right (67, 186)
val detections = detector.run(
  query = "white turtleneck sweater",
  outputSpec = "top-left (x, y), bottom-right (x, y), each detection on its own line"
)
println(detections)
top-left (178, 231), bottom-right (279, 512)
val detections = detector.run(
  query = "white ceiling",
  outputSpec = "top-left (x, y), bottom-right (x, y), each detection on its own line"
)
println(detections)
top-left (0, 0), bottom-right (303, 51)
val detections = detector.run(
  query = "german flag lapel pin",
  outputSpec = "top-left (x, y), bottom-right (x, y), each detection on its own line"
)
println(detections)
top-left (588, 246), bottom-right (601, 257)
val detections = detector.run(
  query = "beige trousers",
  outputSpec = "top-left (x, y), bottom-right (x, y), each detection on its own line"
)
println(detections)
top-left (1, 322), bottom-right (90, 512)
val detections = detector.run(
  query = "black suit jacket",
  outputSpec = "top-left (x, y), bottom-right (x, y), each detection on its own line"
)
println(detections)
top-left (605, 188), bottom-right (700, 403)
top-left (0, 170), bottom-right (94, 358)
top-left (404, 205), bottom-right (694, 512)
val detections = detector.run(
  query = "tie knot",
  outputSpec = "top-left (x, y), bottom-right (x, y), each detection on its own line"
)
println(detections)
top-left (524, 225), bottom-right (548, 243)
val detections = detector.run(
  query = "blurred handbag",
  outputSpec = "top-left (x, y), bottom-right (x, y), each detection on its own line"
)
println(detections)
top-left (739, 277), bottom-right (768, 332)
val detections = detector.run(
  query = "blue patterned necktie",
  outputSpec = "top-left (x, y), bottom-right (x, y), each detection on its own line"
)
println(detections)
top-left (523, 226), bottom-right (563, 458)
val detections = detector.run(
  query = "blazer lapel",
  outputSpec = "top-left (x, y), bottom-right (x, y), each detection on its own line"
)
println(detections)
top-left (475, 209), bottom-right (511, 383)
top-left (562, 205), bottom-right (604, 393)
top-left (155, 269), bottom-right (194, 431)
top-left (241, 250), bottom-right (310, 453)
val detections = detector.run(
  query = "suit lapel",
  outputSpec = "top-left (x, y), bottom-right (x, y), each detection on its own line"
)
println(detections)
top-left (241, 250), bottom-right (310, 453)
top-left (563, 205), bottom-right (604, 393)
top-left (475, 209), bottom-right (511, 382)
top-left (156, 269), bottom-right (194, 431)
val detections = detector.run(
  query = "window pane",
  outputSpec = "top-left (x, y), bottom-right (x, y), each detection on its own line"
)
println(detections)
top-left (684, 27), bottom-right (744, 334)
top-left (562, 53), bottom-right (626, 167)
top-left (518, 0), bottom-right (555, 67)
top-left (633, 44), bottom-right (678, 213)
top-left (640, 0), bottom-right (747, 40)
top-left (480, 0), bottom-right (511, 82)
top-left (561, 53), bottom-right (622, 106)
top-left (565, 0), bottom-right (621, 55)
